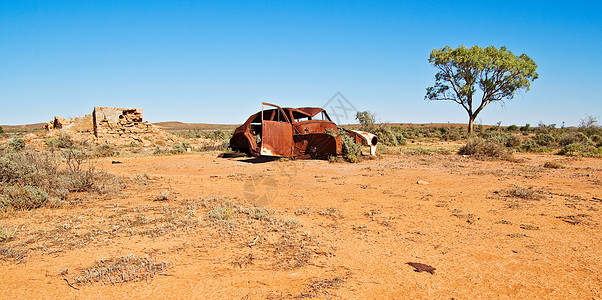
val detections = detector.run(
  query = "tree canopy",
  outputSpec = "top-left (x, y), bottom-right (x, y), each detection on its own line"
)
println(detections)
top-left (425, 45), bottom-right (538, 133)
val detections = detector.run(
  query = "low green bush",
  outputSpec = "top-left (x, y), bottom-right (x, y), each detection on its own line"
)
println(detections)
top-left (458, 137), bottom-right (511, 160)
top-left (341, 132), bottom-right (362, 163)
top-left (8, 137), bottom-right (25, 151)
top-left (0, 185), bottom-right (49, 211)
top-left (558, 143), bottom-right (602, 157)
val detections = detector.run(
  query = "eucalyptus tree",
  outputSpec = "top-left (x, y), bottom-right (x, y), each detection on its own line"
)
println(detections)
top-left (426, 45), bottom-right (538, 133)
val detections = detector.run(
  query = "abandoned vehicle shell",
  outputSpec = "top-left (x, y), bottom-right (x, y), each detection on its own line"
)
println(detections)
top-left (230, 103), bottom-right (377, 159)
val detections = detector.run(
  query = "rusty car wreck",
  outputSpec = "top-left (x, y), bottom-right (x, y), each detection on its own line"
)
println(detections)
top-left (230, 103), bottom-right (377, 159)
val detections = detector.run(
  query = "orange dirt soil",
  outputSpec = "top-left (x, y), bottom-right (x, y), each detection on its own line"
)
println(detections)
top-left (0, 151), bottom-right (600, 299)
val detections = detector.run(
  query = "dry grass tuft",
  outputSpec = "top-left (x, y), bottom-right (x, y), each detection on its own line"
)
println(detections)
top-left (71, 254), bottom-right (172, 286)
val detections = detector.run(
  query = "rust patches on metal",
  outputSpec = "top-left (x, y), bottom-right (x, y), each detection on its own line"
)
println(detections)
top-left (230, 103), bottom-right (378, 159)
top-left (348, 130), bottom-right (378, 156)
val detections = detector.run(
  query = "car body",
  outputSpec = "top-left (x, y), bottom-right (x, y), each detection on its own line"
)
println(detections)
top-left (229, 103), bottom-right (377, 159)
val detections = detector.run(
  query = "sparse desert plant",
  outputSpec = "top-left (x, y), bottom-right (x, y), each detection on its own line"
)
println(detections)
top-left (559, 132), bottom-right (591, 147)
top-left (0, 184), bottom-right (50, 211)
top-left (205, 200), bottom-right (237, 221)
top-left (558, 143), bottom-right (601, 157)
top-left (498, 186), bottom-right (540, 200)
top-left (579, 115), bottom-right (599, 129)
top-left (71, 254), bottom-right (172, 286)
top-left (154, 190), bottom-right (174, 201)
top-left (481, 131), bottom-right (521, 148)
top-left (45, 133), bottom-right (74, 150)
top-left (533, 133), bottom-right (557, 147)
top-left (520, 124), bottom-right (531, 132)
top-left (93, 144), bottom-right (118, 158)
top-left (543, 161), bottom-right (563, 169)
top-left (204, 129), bottom-right (233, 141)
top-left (458, 137), bottom-right (511, 160)
top-left (0, 224), bottom-right (16, 242)
top-left (340, 132), bottom-right (362, 163)
top-left (0, 149), bottom-right (122, 207)
top-left (403, 146), bottom-right (449, 156)
top-left (8, 137), bottom-right (25, 152)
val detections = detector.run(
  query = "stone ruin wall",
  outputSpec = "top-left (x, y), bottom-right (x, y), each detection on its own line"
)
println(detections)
top-left (92, 107), bottom-right (159, 138)
top-left (44, 107), bottom-right (165, 144)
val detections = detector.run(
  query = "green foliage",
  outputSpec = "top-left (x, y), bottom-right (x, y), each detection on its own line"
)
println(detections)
top-left (559, 132), bottom-right (590, 146)
top-left (520, 140), bottom-right (552, 153)
top-left (0, 185), bottom-right (49, 211)
top-left (0, 126), bottom-right (4, 134)
top-left (426, 45), bottom-right (538, 133)
top-left (8, 137), bottom-right (25, 151)
top-left (481, 131), bottom-right (520, 148)
top-left (520, 124), bottom-right (531, 132)
top-left (458, 137), bottom-right (511, 160)
top-left (558, 143), bottom-right (602, 157)
top-left (204, 130), bottom-right (233, 141)
top-left (356, 111), bottom-right (376, 128)
top-left (340, 131), bottom-right (362, 163)
top-left (371, 127), bottom-right (400, 146)
top-left (45, 134), bottom-right (74, 150)
top-left (533, 133), bottom-right (557, 147)
top-left (171, 142), bottom-right (191, 154)
top-left (506, 125), bottom-right (518, 131)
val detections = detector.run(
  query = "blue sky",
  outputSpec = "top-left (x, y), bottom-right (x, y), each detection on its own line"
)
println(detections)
top-left (1, 1), bottom-right (600, 126)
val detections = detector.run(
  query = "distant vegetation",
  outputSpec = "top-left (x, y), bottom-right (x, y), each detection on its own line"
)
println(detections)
top-left (352, 111), bottom-right (601, 159)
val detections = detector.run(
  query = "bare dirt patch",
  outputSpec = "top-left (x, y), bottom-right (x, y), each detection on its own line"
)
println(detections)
top-left (0, 148), bottom-right (600, 298)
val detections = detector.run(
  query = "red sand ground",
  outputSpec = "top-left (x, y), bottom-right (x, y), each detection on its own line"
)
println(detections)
top-left (0, 151), bottom-right (600, 299)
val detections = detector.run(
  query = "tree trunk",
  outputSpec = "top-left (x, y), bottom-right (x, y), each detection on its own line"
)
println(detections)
top-left (467, 116), bottom-right (474, 134)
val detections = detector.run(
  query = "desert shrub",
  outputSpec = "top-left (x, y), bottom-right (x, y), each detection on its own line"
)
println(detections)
top-left (520, 140), bottom-right (553, 153)
top-left (0, 185), bottom-right (49, 211)
top-left (173, 130), bottom-right (203, 139)
top-left (439, 127), bottom-right (467, 141)
top-left (0, 224), bottom-right (16, 242)
top-left (204, 130), bottom-right (233, 141)
top-left (171, 143), bottom-right (188, 154)
top-left (206, 201), bottom-right (236, 221)
top-left (153, 146), bottom-right (164, 155)
top-left (533, 133), bottom-right (557, 147)
top-left (579, 115), bottom-right (599, 129)
top-left (0, 151), bottom-right (59, 189)
top-left (458, 137), bottom-right (511, 160)
top-left (45, 134), bottom-right (74, 150)
top-left (403, 147), bottom-right (449, 156)
top-left (520, 124), bottom-right (531, 132)
top-left (0, 126), bottom-right (4, 134)
top-left (372, 127), bottom-right (399, 146)
top-left (559, 132), bottom-right (591, 146)
top-left (543, 161), bottom-right (563, 169)
top-left (0, 150), bottom-right (122, 205)
top-left (62, 149), bottom-right (99, 192)
top-left (506, 125), bottom-right (518, 131)
top-left (199, 141), bottom-right (229, 152)
top-left (8, 137), bottom-right (25, 152)
top-left (72, 254), bottom-right (172, 286)
top-left (93, 144), bottom-right (118, 158)
top-left (341, 132), bottom-right (362, 163)
top-left (481, 131), bottom-right (521, 148)
top-left (558, 143), bottom-right (602, 157)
